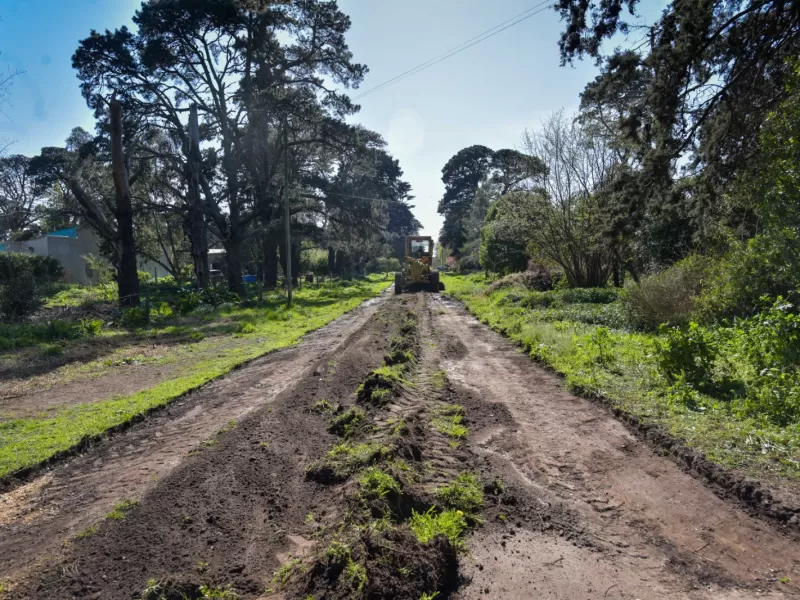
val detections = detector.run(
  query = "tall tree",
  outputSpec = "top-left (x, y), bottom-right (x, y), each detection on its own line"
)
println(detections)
top-left (0, 155), bottom-right (42, 240)
top-left (438, 145), bottom-right (545, 259)
top-left (556, 0), bottom-right (800, 266)
top-left (73, 0), bottom-right (367, 294)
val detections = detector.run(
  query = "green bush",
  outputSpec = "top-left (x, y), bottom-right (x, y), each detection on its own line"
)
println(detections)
top-left (120, 306), bottom-right (150, 328)
top-left (0, 253), bottom-right (64, 318)
top-left (695, 231), bottom-right (800, 323)
top-left (177, 291), bottom-right (201, 314)
top-left (0, 317), bottom-right (103, 351)
top-left (620, 255), bottom-right (711, 330)
top-left (655, 322), bottom-right (718, 390)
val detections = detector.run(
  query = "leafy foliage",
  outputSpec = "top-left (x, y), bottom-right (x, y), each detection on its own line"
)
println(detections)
top-left (0, 253), bottom-right (63, 317)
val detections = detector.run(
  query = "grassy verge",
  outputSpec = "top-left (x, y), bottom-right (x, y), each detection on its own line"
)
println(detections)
top-left (443, 273), bottom-right (800, 482)
top-left (0, 278), bottom-right (388, 480)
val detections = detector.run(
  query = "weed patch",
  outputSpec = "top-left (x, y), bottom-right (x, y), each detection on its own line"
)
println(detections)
top-left (107, 498), bottom-right (138, 520)
top-left (436, 473), bottom-right (483, 519)
top-left (306, 442), bottom-right (389, 483)
top-left (409, 507), bottom-right (467, 548)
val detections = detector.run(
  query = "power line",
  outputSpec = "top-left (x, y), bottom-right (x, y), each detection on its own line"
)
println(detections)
top-left (354, 0), bottom-right (551, 100)
top-left (313, 190), bottom-right (419, 205)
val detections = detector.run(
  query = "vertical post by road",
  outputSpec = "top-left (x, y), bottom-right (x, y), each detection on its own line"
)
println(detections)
top-left (283, 120), bottom-right (292, 307)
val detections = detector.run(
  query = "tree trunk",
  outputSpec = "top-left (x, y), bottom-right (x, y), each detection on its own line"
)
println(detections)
top-left (110, 99), bottom-right (140, 308)
top-left (612, 261), bottom-right (622, 287)
top-left (186, 104), bottom-right (210, 289)
top-left (263, 233), bottom-right (278, 289)
top-left (223, 237), bottom-right (245, 296)
top-left (328, 246), bottom-right (335, 279)
top-left (291, 236), bottom-right (300, 287)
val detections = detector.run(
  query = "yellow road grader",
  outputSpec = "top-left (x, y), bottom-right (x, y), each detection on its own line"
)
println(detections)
top-left (395, 236), bottom-right (444, 294)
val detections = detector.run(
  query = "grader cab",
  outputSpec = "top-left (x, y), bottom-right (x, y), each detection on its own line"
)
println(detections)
top-left (394, 236), bottom-right (445, 294)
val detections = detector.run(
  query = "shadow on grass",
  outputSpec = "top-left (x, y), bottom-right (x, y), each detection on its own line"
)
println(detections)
top-left (0, 279), bottom-right (388, 382)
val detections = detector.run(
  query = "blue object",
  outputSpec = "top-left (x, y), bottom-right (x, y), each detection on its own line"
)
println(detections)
top-left (242, 275), bottom-right (257, 283)
top-left (48, 227), bottom-right (78, 238)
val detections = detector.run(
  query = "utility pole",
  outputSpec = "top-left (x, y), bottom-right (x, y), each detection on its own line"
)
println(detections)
top-left (283, 120), bottom-right (292, 307)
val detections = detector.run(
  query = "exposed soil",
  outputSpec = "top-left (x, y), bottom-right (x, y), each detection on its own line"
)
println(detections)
top-left (4, 292), bottom-right (800, 599)
top-left (0, 292), bottom-right (387, 589)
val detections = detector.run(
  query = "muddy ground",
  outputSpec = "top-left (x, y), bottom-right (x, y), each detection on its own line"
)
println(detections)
top-left (2, 292), bottom-right (800, 599)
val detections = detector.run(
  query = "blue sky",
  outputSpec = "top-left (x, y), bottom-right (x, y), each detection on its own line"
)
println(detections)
top-left (0, 0), bottom-right (663, 238)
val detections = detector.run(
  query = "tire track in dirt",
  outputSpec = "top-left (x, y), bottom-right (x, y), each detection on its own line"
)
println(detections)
top-left (432, 294), bottom-right (800, 599)
top-left (0, 291), bottom-right (389, 589)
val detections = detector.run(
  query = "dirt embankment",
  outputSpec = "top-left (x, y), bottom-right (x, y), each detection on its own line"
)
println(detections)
top-left (5, 293), bottom-right (800, 599)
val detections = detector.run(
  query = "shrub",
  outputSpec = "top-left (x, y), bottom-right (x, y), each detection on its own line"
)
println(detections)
top-left (620, 255), bottom-right (712, 330)
top-left (655, 322), bottom-right (718, 389)
top-left (120, 306), bottom-right (150, 328)
top-left (695, 231), bottom-right (800, 323)
top-left (487, 266), bottom-right (554, 293)
top-left (0, 253), bottom-right (63, 318)
top-left (177, 291), bottom-right (201, 314)
top-left (82, 254), bottom-right (113, 284)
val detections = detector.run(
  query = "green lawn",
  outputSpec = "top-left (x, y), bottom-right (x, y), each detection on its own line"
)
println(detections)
top-left (443, 273), bottom-right (800, 482)
top-left (0, 278), bottom-right (388, 479)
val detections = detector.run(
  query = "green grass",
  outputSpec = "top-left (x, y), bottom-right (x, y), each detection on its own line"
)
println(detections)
top-left (436, 473), bottom-right (483, 517)
top-left (329, 407), bottom-right (366, 438)
top-left (107, 498), bottom-right (138, 520)
top-left (272, 557), bottom-right (302, 588)
top-left (358, 467), bottom-right (401, 498)
top-left (409, 507), bottom-right (467, 547)
top-left (0, 278), bottom-right (387, 480)
top-left (443, 273), bottom-right (800, 481)
top-left (431, 405), bottom-right (468, 440)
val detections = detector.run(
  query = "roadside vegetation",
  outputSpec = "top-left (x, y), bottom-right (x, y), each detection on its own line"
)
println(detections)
top-left (444, 273), bottom-right (800, 481)
top-left (435, 8), bottom-right (800, 489)
top-left (0, 276), bottom-right (388, 480)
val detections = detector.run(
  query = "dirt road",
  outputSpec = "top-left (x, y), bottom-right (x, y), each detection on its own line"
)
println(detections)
top-left (3, 292), bottom-right (799, 599)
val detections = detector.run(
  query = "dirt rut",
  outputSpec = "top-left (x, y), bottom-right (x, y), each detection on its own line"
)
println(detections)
top-left (0, 291), bottom-right (388, 587)
top-left (432, 294), bottom-right (800, 599)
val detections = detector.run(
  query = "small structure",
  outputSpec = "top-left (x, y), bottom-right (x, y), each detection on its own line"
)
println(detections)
top-left (0, 227), bottom-right (171, 285)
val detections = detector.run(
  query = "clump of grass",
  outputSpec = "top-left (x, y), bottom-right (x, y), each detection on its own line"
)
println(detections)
top-left (198, 585), bottom-right (239, 599)
top-left (344, 559), bottom-right (368, 593)
top-left (431, 405), bottom-right (467, 439)
top-left (325, 540), bottom-right (351, 566)
top-left (436, 473), bottom-right (483, 518)
top-left (312, 399), bottom-right (336, 414)
top-left (73, 524), bottom-right (97, 540)
top-left (235, 321), bottom-right (256, 335)
top-left (329, 407), bottom-right (366, 438)
top-left (409, 508), bottom-right (467, 547)
top-left (430, 370), bottom-right (447, 390)
top-left (420, 592), bottom-right (440, 600)
top-left (385, 347), bottom-right (415, 366)
top-left (358, 467), bottom-right (401, 499)
top-left (106, 498), bottom-right (138, 520)
top-left (272, 557), bottom-right (302, 589)
top-left (306, 442), bottom-right (389, 482)
top-left (217, 420), bottom-right (236, 435)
